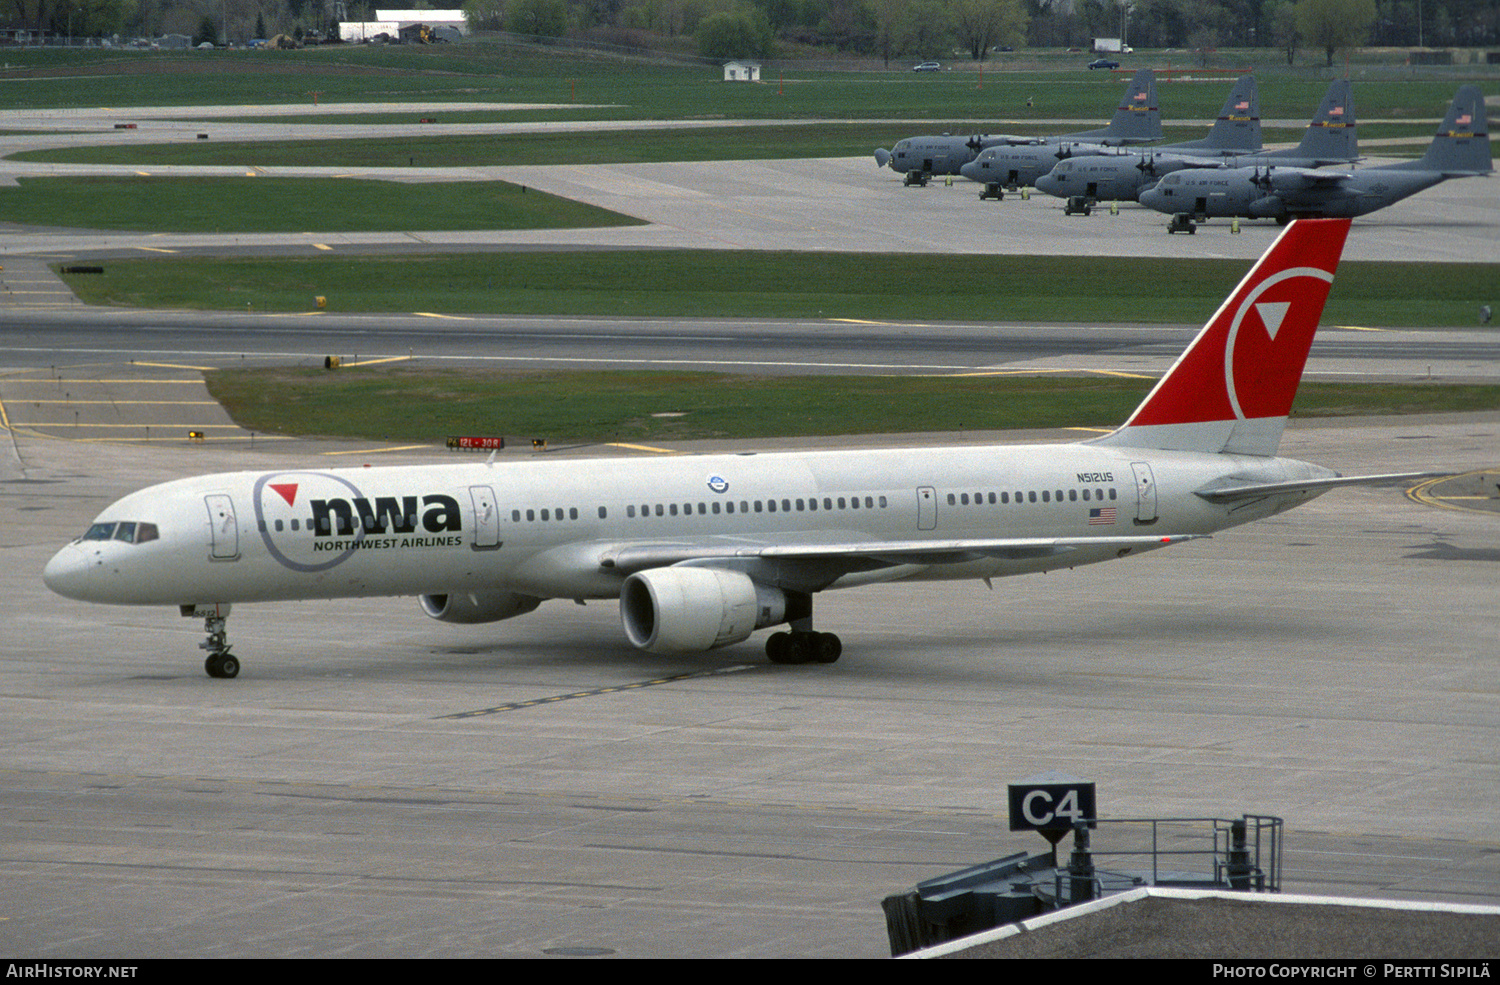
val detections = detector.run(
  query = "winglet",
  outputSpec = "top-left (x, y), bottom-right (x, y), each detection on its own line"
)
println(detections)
top-left (1094, 217), bottom-right (1352, 457)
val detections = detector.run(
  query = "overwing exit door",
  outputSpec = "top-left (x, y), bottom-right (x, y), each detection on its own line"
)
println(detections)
top-left (917, 486), bottom-right (937, 530)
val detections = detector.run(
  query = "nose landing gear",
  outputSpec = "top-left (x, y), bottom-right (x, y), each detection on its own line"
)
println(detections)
top-left (182, 603), bottom-right (239, 678)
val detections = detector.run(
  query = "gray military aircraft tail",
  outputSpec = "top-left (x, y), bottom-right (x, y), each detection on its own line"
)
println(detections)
top-left (1262, 77), bottom-right (1358, 166)
top-left (1382, 84), bottom-right (1491, 176)
top-left (874, 68), bottom-right (1159, 185)
top-left (1150, 74), bottom-right (1261, 157)
top-left (1048, 67), bottom-right (1161, 146)
top-left (1035, 78), bottom-right (1358, 205)
top-left (1139, 84), bottom-right (1489, 229)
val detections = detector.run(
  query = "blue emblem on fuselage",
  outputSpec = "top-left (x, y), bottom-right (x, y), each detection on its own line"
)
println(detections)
top-left (706, 475), bottom-right (729, 494)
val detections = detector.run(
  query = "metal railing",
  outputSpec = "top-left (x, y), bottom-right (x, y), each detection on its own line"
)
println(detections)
top-left (1047, 815), bottom-right (1283, 905)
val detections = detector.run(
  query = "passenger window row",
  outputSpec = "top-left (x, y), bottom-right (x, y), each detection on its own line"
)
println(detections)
top-left (621, 494), bottom-right (888, 520)
top-left (507, 495), bottom-right (893, 524)
top-left (945, 487), bottom-right (1118, 506)
top-left (512, 507), bottom-right (586, 523)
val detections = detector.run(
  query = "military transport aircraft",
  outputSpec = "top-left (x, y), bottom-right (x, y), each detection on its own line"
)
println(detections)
top-left (873, 68), bottom-right (1159, 185)
top-left (1035, 78), bottom-right (1358, 207)
top-left (1139, 84), bottom-right (1490, 230)
top-left (45, 219), bottom-right (1433, 679)
top-left (958, 74), bottom-right (1261, 198)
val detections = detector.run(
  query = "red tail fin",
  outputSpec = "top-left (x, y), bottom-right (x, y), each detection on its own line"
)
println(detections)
top-left (1097, 218), bottom-right (1351, 456)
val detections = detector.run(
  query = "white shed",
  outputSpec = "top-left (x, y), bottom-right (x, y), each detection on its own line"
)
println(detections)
top-left (723, 61), bottom-right (761, 82)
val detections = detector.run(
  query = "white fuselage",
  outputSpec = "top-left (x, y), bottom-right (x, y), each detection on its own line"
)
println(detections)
top-left (43, 440), bottom-right (1333, 609)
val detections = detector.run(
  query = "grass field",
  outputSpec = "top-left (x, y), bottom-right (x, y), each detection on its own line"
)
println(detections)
top-left (203, 365), bottom-right (1500, 443)
top-left (57, 250), bottom-right (1499, 327)
top-left (1, 43), bottom-right (1492, 122)
top-left (0, 175), bottom-right (642, 232)
top-left (11, 119), bottom-right (1410, 169)
top-left (13, 42), bottom-right (1500, 433)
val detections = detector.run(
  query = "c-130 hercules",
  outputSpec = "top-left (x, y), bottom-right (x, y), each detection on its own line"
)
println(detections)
top-left (874, 68), bottom-right (1160, 186)
top-left (1140, 85), bottom-right (1491, 232)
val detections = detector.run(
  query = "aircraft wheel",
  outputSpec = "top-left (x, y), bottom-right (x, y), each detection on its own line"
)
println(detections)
top-left (767, 631), bottom-right (840, 665)
top-left (205, 653), bottom-right (241, 679)
top-left (812, 633), bottom-right (842, 664)
top-left (785, 633), bottom-right (814, 665)
top-left (766, 632), bottom-right (794, 664)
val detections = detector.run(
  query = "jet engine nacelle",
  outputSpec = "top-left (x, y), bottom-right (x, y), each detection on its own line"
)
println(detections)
top-left (619, 567), bottom-right (787, 653)
top-left (420, 591), bottom-right (543, 624)
top-left (1247, 195), bottom-right (1288, 219)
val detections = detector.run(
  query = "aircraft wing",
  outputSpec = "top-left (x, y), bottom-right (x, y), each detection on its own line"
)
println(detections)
top-left (599, 533), bottom-right (1204, 575)
top-left (1194, 471), bottom-right (1443, 504)
top-left (1266, 168), bottom-right (1354, 190)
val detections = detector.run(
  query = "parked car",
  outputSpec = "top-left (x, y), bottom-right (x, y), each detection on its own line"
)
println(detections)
top-left (1088, 58), bottom-right (1120, 70)
top-left (913, 61), bottom-right (941, 72)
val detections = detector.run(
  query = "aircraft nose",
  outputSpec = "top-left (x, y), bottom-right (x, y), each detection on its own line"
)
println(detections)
top-left (874, 148), bottom-right (891, 168)
top-left (1035, 173), bottom-right (1058, 195)
top-left (43, 543), bottom-right (95, 601)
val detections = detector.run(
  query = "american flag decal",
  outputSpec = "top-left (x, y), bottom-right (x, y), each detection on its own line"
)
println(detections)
top-left (1088, 507), bottom-right (1118, 525)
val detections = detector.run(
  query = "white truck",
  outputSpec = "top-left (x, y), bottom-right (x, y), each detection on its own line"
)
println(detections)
top-left (1093, 38), bottom-right (1132, 53)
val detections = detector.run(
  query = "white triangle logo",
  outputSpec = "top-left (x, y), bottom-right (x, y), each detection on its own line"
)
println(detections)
top-left (1256, 301), bottom-right (1290, 340)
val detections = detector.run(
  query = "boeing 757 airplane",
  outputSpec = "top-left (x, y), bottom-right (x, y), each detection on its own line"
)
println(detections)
top-left (44, 219), bottom-right (1426, 678)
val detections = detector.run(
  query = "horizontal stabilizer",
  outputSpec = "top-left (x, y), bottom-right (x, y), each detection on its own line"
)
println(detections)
top-left (1194, 471), bottom-right (1444, 503)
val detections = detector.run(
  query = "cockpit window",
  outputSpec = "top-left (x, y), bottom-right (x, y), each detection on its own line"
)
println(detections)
top-left (83, 522), bottom-right (116, 541)
top-left (79, 521), bottom-right (158, 545)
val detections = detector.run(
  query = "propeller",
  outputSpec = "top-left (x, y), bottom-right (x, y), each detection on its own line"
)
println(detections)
top-left (1135, 152), bottom-right (1158, 177)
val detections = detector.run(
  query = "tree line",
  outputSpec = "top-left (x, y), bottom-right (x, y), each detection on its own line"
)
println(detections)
top-left (468, 0), bottom-right (1497, 60)
top-left (5, 0), bottom-right (1497, 59)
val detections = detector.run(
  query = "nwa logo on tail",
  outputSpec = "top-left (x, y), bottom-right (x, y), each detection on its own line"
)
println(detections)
top-left (253, 472), bottom-right (465, 572)
top-left (1098, 219), bottom-right (1349, 457)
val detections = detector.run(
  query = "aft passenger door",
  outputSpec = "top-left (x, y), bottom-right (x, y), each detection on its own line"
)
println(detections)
top-left (1130, 462), bottom-right (1158, 525)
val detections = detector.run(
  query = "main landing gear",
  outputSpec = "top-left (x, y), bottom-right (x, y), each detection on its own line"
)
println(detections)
top-left (764, 591), bottom-right (842, 664)
top-left (183, 603), bottom-right (239, 678)
top-left (765, 630), bottom-right (842, 665)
